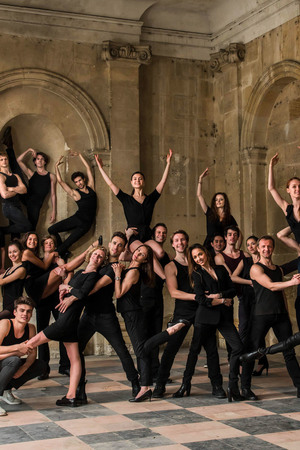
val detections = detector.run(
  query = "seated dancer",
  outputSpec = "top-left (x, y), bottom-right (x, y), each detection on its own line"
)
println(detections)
top-left (197, 167), bottom-right (241, 248)
top-left (0, 240), bottom-right (26, 320)
top-left (25, 245), bottom-right (106, 407)
top-left (0, 297), bottom-right (46, 416)
top-left (268, 153), bottom-right (300, 328)
top-left (95, 150), bottom-right (172, 278)
top-left (48, 151), bottom-right (97, 259)
top-left (0, 152), bottom-right (31, 267)
top-left (17, 148), bottom-right (57, 229)
top-left (174, 244), bottom-right (243, 402)
top-left (240, 235), bottom-right (300, 400)
top-left (113, 244), bottom-right (189, 402)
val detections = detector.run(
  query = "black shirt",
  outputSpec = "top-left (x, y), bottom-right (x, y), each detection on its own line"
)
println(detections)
top-left (0, 172), bottom-right (20, 206)
top-left (2, 319), bottom-right (29, 346)
top-left (85, 264), bottom-right (115, 314)
top-left (116, 267), bottom-right (141, 314)
top-left (27, 171), bottom-right (51, 204)
top-left (173, 260), bottom-right (197, 316)
top-left (140, 252), bottom-right (171, 310)
top-left (204, 206), bottom-right (237, 247)
top-left (75, 186), bottom-right (97, 224)
top-left (252, 263), bottom-right (287, 316)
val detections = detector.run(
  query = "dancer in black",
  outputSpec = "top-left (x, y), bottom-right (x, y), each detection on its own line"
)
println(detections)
top-left (0, 153), bottom-right (31, 262)
top-left (48, 152), bottom-right (97, 259)
top-left (175, 244), bottom-right (243, 402)
top-left (240, 236), bottom-right (300, 400)
top-left (95, 150), bottom-right (172, 278)
top-left (197, 168), bottom-right (240, 248)
top-left (25, 246), bottom-right (106, 406)
top-left (0, 240), bottom-right (26, 320)
top-left (17, 148), bottom-right (57, 229)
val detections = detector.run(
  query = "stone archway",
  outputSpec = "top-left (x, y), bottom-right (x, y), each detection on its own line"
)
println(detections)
top-left (240, 60), bottom-right (300, 237)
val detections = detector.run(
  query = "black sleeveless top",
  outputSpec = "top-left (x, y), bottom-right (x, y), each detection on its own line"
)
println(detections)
top-left (75, 186), bottom-right (97, 224)
top-left (0, 171), bottom-right (20, 205)
top-left (252, 262), bottom-right (287, 315)
top-left (286, 204), bottom-right (300, 244)
top-left (2, 319), bottom-right (29, 345)
top-left (173, 260), bottom-right (197, 314)
top-left (117, 267), bottom-right (141, 314)
top-left (2, 265), bottom-right (26, 311)
top-left (27, 171), bottom-right (51, 203)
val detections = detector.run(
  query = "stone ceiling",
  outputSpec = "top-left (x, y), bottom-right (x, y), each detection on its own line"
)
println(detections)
top-left (0, 0), bottom-right (299, 59)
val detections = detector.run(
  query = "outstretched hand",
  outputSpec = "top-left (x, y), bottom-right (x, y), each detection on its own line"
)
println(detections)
top-left (166, 149), bottom-right (173, 164)
top-left (270, 153), bottom-right (279, 167)
top-left (199, 167), bottom-right (209, 181)
top-left (27, 148), bottom-right (37, 158)
top-left (95, 154), bottom-right (103, 168)
top-left (55, 156), bottom-right (64, 167)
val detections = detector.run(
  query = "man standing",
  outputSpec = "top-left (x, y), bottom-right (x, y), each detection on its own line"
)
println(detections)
top-left (48, 152), bottom-right (97, 259)
top-left (241, 236), bottom-right (300, 399)
top-left (0, 297), bottom-right (46, 416)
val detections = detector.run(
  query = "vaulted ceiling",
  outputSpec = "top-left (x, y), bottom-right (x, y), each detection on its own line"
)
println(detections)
top-left (0, 0), bottom-right (298, 59)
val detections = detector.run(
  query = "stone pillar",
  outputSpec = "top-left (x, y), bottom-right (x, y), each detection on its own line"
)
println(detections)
top-left (101, 41), bottom-right (152, 234)
top-left (240, 147), bottom-right (268, 237)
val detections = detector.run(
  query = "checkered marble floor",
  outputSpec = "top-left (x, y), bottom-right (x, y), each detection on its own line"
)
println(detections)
top-left (1, 348), bottom-right (300, 449)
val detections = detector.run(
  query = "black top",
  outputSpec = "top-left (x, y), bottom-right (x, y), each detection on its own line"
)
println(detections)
top-left (27, 171), bottom-right (51, 204)
top-left (240, 257), bottom-right (255, 300)
top-left (0, 171), bottom-right (20, 206)
top-left (116, 267), bottom-right (141, 314)
top-left (172, 260), bottom-right (197, 316)
top-left (116, 189), bottom-right (160, 242)
top-left (220, 250), bottom-right (245, 296)
top-left (286, 204), bottom-right (300, 243)
top-left (75, 186), bottom-right (97, 224)
top-left (140, 252), bottom-right (170, 309)
top-left (192, 265), bottom-right (236, 326)
top-left (252, 262), bottom-right (287, 316)
top-left (2, 265), bottom-right (26, 311)
top-left (204, 206), bottom-right (237, 247)
top-left (2, 319), bottom-right (29, 346)
top-left (85, 264), bottom-right (115, 314)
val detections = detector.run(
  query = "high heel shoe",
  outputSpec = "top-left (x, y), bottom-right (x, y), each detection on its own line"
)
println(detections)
top-left (252, 360), bottom-right (269, 376)
top-left (129, 389), bottom-right (152, 402)
top-left (173, 382), bottom-right (191, 398)
top-left (227, 386), bottom-right (245, 402)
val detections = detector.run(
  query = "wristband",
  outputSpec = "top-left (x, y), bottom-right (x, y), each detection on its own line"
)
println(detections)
top-left (115, 276), bottom-right (121, 281)
top-left (222, 298), bottom-right (225, 304)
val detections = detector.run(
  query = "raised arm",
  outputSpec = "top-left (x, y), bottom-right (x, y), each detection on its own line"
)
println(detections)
top-left (250, 263), bottom-right (300, 291)
top-left (165, 261), bottom-right (195, 300)
top-left (155, 149), bottom-right (172, 194)
top-left (16, 148), bottom-right (36, 179)
top-left (277, 226), bottom-right (300, 254)
top-left (49, 173), bottom-right (57, 224)
top-left (197, 168), bottom-right (209, 214)
top-left (70, 151), bottom-right (95, 190)
top-left (95, 154), bottom-right (119, 195)
top-left (268, 153), bottom-right (289, 213)
top-left (55, 156), bottom-right (78, 200)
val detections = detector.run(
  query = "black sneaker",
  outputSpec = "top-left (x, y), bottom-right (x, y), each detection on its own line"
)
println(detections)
top-left (56, 396), bottom-right (78, 407)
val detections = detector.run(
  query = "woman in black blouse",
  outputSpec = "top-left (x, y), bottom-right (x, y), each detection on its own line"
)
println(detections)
top-left (95, 151), bottom-right (172, 277)
top-left (197, 168), bottom-right (240, 248)
top-left (177, 244), bottom-right (244, 402)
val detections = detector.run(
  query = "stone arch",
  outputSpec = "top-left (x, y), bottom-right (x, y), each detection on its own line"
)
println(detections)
top-left (240, 60), bottom-right (300, 238)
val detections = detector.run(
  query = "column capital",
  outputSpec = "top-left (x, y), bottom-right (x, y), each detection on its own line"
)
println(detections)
top-left (210, 43), bottom-right (245, 73)
top-left (101, 41), bottom-right (152, 65)
top-left (240, 147), bottom-right (268, 165)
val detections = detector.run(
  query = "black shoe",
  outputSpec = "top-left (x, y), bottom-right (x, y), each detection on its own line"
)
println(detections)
top-left (129, 389), bottom-right (152, 402)
top-left (166, 378), bottom-right (173, 384)
top-left (131, 379), bottom-right (140, 398)
top-left (227, 386), bottom-right (245, 402)
top-left (240, 348), bottom-right (266, 363)
top-left (212, 385), bottom-right (227, 399)
top-left (252, 360), bottom-right (269, 376)
top-left (153, 384), bottom-right (166, 398)
top-left (297, 388), bottom-right (300, 398)
top-left (1, 126), bottom-right (12, 147)
top-left (76, 380), bottom-right (87, 405)
top-left (59, 368), bottom-right (70, 377)
top-left (241, 388), bottom-right (258, 400)
top-left (38, 372), bottom-right (50, 380)
top-left (56, 396), bottom-right (78, 407)
top-left (173, 382), bottom-right (191, 398)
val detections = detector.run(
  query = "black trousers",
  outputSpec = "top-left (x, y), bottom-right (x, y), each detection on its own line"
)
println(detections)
top-left (241, 313), bottom-right (300, 389)
top-left (2, 358), bottom-right (47, 394)
top-left (77, 310), bottom-right (139, 383)
top-left (36, 293), bottom-right (69, 371)
top-left (48, 215), bottom-right (92, 258)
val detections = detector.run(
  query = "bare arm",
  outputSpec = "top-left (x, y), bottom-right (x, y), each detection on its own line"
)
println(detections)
top-left (49, 173), bottom-right (57, 224)
top-left (165, 261), bottom-right (195, 300)
top-left (0, 174), bottom-right (27, 198)
top-left (231, 259), bottom-right (252, 286)
top-left (78, 152), bottom-right (94, 190)
top-left (95, 155), bottom-right (119, 195)
top-left (196, 168), bottom-right (209, 214)
top-left (214, 253), bottom-right (232, 275)
top-left (155, 149), bottom-right (172, 194)
top-left (55, 156), bottom-right (79, 200)
top-left (113, 264), bottom-right (140, 298)
top-left (277, 226), bottom-right (300, 255)
top-left (16, 148), bottom-right (36, 179)
top-left (0, 266), bottom-right (26, 286)
top-left (13, 324), bottom-right (37, 378)
top-left (250, 264), bottom-right (300, 291)
top-left (22, 249), bottom-right (56, 271)
top-left (0, 320), bottom-right (31, 360)
top-left (268, 153), bottom-right (289, 213)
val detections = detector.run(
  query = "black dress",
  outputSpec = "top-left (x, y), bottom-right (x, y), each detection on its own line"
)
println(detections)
top-left (1, 264), bottom-right (27, 315)
top-left (204, 206), bottom-right (237, 248)
top-left (23, 259), bottom-right (51, 304)
top-left (43, 270), bottom-right (98, 342)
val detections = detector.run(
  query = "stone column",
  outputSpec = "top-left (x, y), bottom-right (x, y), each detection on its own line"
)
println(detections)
top-left (240, 147), bottom-right (268, 238)
top-left (101, 41), bottom-right (152, 234)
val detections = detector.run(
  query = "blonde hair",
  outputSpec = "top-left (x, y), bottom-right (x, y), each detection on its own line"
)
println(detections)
top-left (85, 245), bottom-right (108, 265)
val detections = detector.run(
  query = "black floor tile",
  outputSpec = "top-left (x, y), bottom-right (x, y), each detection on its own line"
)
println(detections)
top-left (20, 422), bottom-right (72, 440)
top-left (0, 426), bottom-right (33, 445)
top-left (222, 414), bottom-right (300, 435)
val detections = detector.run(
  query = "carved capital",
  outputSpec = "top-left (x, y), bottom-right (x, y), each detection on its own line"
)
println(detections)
top-left (101, 41), bottom-right (152, 65)
top-left (240, 147), bottom-right (268, 166)
top-left (210, 43), bottom-right (245, 72)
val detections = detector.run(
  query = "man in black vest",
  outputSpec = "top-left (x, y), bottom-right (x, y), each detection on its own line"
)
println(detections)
top-left (0, 297), bottom-right (46, 416)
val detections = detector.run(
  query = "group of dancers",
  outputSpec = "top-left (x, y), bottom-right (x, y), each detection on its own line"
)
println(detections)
top-left (0, 127), bottom-right (300, 417)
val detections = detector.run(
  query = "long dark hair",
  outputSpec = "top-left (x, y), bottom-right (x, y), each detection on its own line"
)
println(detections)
top-left (136, 244), bottom-right (155, 287)
top-left (209, 192), bottom-right (231, 224)
top-left (188, 243), bottom-right (213, 287)
top-left (21, 232), bottom-right (39, 256)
